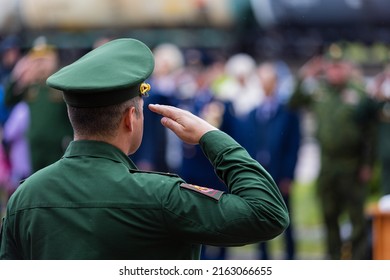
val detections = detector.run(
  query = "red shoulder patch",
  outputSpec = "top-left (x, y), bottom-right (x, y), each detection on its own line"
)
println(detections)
top-left (180, 183), bottom-right (224, 201)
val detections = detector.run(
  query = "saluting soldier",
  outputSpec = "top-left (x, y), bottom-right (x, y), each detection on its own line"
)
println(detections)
top-left (289, 44), bottom-right (374, 260)
top-left (4, 41), bottom-right (73, 174)
top-left (0, 38), bottom-right (289, 260)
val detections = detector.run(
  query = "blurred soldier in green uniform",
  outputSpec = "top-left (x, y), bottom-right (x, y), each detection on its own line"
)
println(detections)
top-left (5, 39), bottom-right (73, 173)
top-left (289, 44), bottom-right (374, 259)
top-left (0, 38), bottom-right (289, 260)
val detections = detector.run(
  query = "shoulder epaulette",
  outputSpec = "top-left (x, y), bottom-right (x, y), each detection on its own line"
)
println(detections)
top-left (180, 183), bottom-right (224, 201)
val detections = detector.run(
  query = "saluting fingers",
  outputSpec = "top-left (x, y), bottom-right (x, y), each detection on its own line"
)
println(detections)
top-left (148, 104), bottom-right (179, 119)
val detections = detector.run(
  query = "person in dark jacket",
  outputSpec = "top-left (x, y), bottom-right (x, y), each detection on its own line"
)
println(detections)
top-left (247, 62), bottom-right (301, 259)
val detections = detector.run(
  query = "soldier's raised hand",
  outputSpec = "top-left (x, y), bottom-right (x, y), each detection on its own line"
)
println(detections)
top-left (148, 104), bottom-right (217, 145)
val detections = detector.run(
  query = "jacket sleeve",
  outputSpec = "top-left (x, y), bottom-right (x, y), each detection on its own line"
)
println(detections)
top-left (162, 130), bottom-right (289, 246)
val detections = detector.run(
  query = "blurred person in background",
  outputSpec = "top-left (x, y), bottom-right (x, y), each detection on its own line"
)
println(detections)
top-left (172, 50), bottom-right (232, 192)
top-left (247, 62), bottom-right (301, 259)
top-left (215, 53), bottom-right (263, 149)
top-left (0, 35), bottom-right (24, 210)
top-left (171, 50), bottom-right (236, 260)
top-left (356, 63), bottom-right (390, 197)
top-left (0, 35), bottom-right (22, 163)
top-left (0, 35), bottom-right (22, 127)
top-left (0, 35), bottom-right (22, 90)
top-left (131, 43), bottom-right (184, 173)
top-left (217, 53), bottom-right (262, 115)
top-left (4, 37), bottom-right (73, 175)
top-left (2, 94), bottom-right (31, 198)
top-left (289, 44), bottom-right (374, 259)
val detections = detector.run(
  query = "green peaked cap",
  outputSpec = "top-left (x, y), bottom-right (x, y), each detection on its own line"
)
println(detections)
top-left (47, 38), bottom-right (154, 107)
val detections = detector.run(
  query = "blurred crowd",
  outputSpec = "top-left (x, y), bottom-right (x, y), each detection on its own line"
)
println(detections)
top-left (1, 34), bottom-right (390, 260)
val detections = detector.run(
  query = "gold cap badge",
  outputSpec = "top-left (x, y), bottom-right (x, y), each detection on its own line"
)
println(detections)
top-left (140, 82), bottom-right (151, 96)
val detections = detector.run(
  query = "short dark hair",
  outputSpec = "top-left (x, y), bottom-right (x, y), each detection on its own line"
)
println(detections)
top-left (67, 97), bottom-right (141, 138)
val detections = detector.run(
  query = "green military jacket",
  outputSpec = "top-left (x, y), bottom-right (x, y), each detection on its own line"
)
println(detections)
top-left (0, 130), bottom-right (289, 260)
top-left (290, 79), bottom-right (374, 162)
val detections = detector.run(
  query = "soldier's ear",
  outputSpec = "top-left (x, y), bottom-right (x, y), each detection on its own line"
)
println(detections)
top-left (125, 106), bottom-right (139, 132)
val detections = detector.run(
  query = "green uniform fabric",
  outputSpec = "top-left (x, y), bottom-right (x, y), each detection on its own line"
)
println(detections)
top-left (4, 80), bottom-right (73, 173)
top-left (290, 79), bottom-right (373, 259)
top-left (0, 130), bottom-right (289, 260)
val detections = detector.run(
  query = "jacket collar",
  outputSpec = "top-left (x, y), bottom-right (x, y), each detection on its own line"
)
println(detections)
top-left (63, 140), bottom-right (137, 170)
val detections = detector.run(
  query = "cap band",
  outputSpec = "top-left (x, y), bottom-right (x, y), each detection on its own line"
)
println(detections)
top-left (64, 84), bottom-right (141, 108)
